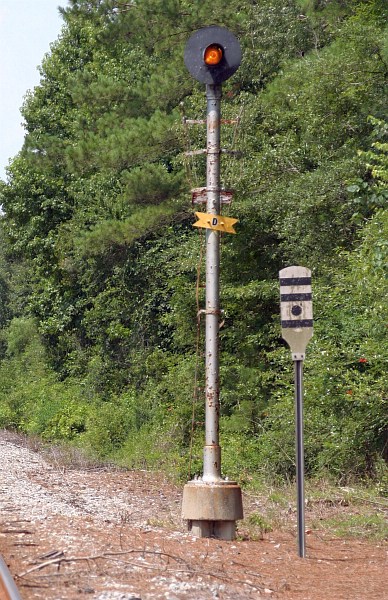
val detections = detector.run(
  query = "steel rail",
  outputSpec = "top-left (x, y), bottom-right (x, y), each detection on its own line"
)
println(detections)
top-left (0, 555), bottom-right (22, 600)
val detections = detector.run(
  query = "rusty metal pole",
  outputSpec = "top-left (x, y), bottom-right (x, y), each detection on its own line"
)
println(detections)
top-left (181, 82), bottom-right (243, 540)
top-left (203, 83), bottom-right (222, 483)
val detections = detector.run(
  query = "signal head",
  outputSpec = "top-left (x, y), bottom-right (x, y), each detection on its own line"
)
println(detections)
top-left (184, 26), bottom-right (241, 84)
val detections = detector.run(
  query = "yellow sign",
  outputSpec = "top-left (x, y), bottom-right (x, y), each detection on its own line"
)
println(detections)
top-left (193, 212), bottom-right (238, 234)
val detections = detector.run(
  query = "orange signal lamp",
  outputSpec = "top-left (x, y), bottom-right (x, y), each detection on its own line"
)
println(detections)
top-left (204, 44), bottom-right (223, 66)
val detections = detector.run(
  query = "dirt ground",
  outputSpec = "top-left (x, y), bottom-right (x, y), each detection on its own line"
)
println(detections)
top-left (0, 432), bottom-right (386, 599)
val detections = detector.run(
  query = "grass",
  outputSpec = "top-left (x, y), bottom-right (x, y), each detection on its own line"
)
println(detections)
top-left (239, 477), bottom-right (388, 542)
top-left (321, 513), bottom-right (388, 540)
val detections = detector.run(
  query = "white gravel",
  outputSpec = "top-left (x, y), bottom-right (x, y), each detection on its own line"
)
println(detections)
top-left (0, 433), bottom-right (266, 600)
top-left (0, 440), bottom-right (81, 520)
top-left (0, 437), bottom-right (178, 526)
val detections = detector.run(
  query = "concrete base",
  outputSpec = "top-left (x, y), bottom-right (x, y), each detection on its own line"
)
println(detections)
top-left (188, 519), bottom-right (236, 541)
top-left (182, 480), bottom-right (243, 540)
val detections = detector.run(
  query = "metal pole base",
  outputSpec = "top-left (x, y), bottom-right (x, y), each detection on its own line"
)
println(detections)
top-left (182, 480), bottom-right (243, 540)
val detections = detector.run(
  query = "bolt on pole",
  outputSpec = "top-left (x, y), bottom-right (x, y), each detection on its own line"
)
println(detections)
top-left (203, 83), bottom-right (222, 482)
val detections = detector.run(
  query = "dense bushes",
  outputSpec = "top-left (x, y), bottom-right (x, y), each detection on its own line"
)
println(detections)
top-left (0, 0), bottom-right (386, 485)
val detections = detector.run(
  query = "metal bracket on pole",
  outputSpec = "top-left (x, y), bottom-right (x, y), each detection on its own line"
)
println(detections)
top-left (183, 117), bottom-right (240, 126)
top-left (191, 188), bottom-right (233, 206)
top-left (279, 266), bottom-right (313, 558)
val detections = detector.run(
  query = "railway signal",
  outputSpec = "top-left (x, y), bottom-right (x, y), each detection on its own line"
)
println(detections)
top-left (184, 25), bottom-right (242, 84)
top-left (279, 266), bottom-right (313, 558)
top-left (181, 27), bottom-right (243, 541)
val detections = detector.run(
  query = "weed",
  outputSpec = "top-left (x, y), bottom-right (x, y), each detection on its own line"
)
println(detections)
top-left (323, 513), bottom-right (388, 541)
top-left (242, 512), bottom-right (273, 539)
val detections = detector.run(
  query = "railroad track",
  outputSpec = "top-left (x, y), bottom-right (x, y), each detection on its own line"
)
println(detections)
top-left (0, 555), bottom-right (22, 600)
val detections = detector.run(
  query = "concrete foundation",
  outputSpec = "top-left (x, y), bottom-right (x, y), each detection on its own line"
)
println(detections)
top-left (182, 480), bottom-right (243, 540)
top-left (188, 519), bottom-right (236, 541)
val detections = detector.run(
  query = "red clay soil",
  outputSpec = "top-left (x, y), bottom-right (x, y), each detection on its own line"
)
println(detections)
top-left (0, 434), bottom-right (386, 599)
top-left (1, 515), bottom-right (387, 600)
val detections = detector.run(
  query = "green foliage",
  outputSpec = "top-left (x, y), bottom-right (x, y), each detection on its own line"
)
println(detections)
top-left (27, 391), bottom-right (88, 441)
top-left (4, 317), bottom-right (37, 357)
top-left (0, 318), bottom-right (85, 435)
top-left (247, 512), bottom-right (273, 532)
top-left (253, 208), bottom-right (388, 480)
top-left (0, 0), bottom-right (386, 485)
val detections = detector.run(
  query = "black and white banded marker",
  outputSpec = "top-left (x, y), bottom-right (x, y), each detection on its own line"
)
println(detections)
top-left (279, 266), bottom-right (313, 360)
top-left (279, 266), bottom-right (313, 558)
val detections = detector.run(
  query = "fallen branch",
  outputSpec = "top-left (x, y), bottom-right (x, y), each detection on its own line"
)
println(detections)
top-left (1, 529), bottom-right (33, 534)
top-left (17, 549), bottom-right (270, 593)
top-left (18, 548), bottom-right (189, 577)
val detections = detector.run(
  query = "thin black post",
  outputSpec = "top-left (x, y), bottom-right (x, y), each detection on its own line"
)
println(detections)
top-left (294, 359), bottom-right (305, 558)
